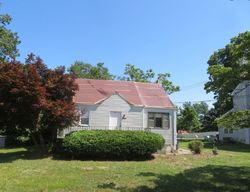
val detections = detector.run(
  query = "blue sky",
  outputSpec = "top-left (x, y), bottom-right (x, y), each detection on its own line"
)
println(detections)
top-left (2, 0), bottom-right (250, 107)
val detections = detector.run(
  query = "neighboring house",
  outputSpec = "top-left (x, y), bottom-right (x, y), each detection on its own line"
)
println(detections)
top-left (219, 81), bottom-right (250, 144)
top-left (63, 79), bottom-right (177, 149)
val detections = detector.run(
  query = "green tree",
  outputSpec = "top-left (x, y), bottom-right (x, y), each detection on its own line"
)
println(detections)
top-left (122, 64), bottom-right (155, 82)
top-left (205, 31), bottom-right (250, 115)
top-left (122, 64), bottom-right (180, 94)
top-left (178, 102), bottom-right (218, 132)
top-left (193, 102), bottom-right (209, 118)
top-left (68, 61), bottom-right (115, 80)
top-left (216, 109), bottom-right (250, 130)
top-left (177, 102), bottom-right (201, 132)
top-left (201, 108), bottom-right (219, 131)
top-left (0, 13), bottom-right (20, 61)
top-left (157, 73), bottom-right (180, 94)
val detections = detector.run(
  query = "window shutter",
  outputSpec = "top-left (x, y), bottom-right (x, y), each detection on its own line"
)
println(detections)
top-left (162, 114), bottom-right (169, 129)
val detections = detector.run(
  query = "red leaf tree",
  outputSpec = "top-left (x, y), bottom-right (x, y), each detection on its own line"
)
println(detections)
top-left (0, 54), bottom-right (78, 152)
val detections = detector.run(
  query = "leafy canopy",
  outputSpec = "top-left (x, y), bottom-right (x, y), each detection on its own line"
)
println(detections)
top-left (0, 13), bottom-right (20, 61)
top-left (177, 102), bottom-right (218, 132)
top-left (69, 62), bottom-right (179, 94)
top-left (177, 102), bottom-right (202, 132)
top-left (205, 31), bottom-right (250, 115)
top-left (193, 102), bottom-right (209, 117)
top-left (216, 109), bottom-right (250, 130)
top-left (201, 108), bottom-right (219, 132)
top-left (0, 54), bottom-right (78, 151)
top-left (122, 64), bottom-right (155, 82)
top-left (68, 61), bottom-right (115, 80)
top-left (122, 64), bottom-right (180, 94)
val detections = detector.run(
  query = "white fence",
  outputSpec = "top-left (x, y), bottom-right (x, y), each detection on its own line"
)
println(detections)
top-left (177, 131), bottom-right (218, 139)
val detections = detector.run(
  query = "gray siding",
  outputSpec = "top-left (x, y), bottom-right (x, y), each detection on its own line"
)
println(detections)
top-left (151, 129), bottom-right (173, 145)
top-left (233, 81), bottom-right (250, 111)
top-left (219, 128), bottom-right (250, 144)
top-left (73, 94), bottom-right (177, 148)
top-left (143, 108), bottom-right (176, 147)
top-left (220, 81), bottom-right (250, 144)
top-left (77, 94), bottom-right (143, 128)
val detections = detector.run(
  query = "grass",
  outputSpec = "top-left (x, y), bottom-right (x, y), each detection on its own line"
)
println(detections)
top-left (0, 142), bottom-right (250, 192)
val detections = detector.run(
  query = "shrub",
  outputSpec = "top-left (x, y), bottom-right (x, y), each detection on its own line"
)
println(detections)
top-left (62, 130), bottom-right (165, 159)
top-left (5, 134), bottom-right (32, 147)
top-left (212, 146), bottom-right (218, 155)
top-left (188, 140), bottom-right (203, 154)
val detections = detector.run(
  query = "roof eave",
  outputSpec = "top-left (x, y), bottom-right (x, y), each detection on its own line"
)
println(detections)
top-left (144, 105), bottom-right (177, 110)
top-left (95, 92), bottom-right (139, 106)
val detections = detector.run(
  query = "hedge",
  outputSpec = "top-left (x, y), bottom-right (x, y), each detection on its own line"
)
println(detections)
top-left (62, 130), bottom-right (165, 159)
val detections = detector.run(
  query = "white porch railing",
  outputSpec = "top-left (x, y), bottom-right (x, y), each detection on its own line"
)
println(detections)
top-left (57, 126), bottom-right (150, 138)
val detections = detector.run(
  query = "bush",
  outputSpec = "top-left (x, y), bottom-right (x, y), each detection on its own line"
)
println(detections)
top-left (188, 140), bottom-right (203, 154)
top-left (62, 130), bottom-right (165, 159)
top-left (0, 127), bottom-right (33, 147)
top-left (212, 146), bottom-right (218, 155)
top-left (6, 135), bottom-right (33, 147)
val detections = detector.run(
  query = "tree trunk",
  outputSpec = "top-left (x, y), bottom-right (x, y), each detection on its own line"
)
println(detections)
top-left (30, 132), bottom-right (39, 149)
top-left (51, 128), bottom-right (58, 149)
top-left (35, 110), bottom-right (47, 154)
top-left (38, 131), bottom-right (46, 154)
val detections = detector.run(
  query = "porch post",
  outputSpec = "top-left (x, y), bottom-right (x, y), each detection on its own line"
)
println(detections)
top-left (172, 110), bottom-right (177, 150)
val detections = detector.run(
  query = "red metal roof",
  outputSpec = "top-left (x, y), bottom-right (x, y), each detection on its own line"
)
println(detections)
top-left (74, 79), bottom-right (175, 108)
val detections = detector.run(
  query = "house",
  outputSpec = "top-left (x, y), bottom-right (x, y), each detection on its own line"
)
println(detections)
top-left (64, 79), bottom-right (177, 149)
top-left (219, 81), bottom-right (250, 144)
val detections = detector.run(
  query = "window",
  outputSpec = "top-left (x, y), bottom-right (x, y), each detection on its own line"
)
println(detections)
top-left (148, 112), bottom-right (169, 129)
top-left (148, 113), bottom-right (155, 128)
top-left (224, 129), bottom-right (233, 134)
top-left (79, 109), bottom-right (89, 126)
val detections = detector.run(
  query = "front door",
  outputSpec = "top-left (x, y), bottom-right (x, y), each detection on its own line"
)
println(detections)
top-left (109, 112), bottom-right (121, 130)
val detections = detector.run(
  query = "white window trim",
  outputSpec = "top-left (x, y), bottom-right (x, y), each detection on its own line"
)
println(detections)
top-left (79, 110), bottom-right (90, 126)
top-left (224, 128), bottom-right (233, 134)
top-left (147, 112), bottom-right (170, 129)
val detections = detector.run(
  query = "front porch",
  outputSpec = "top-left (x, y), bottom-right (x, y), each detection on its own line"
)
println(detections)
top-left (57, 125), bottom-right (174, 150)
top-left (57, 126), bottom-right (149, 138)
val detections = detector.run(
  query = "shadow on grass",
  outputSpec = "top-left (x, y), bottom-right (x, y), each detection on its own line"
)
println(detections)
top-left (98, 165), bottom-right (250, 192)
top-left (52, 153), bottom-right (155, 162)
top-left (0, 147), bottom-right (50, 163)
top-left (0, 147), bottom-right (155, 163)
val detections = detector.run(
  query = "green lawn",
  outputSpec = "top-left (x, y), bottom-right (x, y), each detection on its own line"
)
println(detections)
top-left (0, 143), bottom-right (250, 192)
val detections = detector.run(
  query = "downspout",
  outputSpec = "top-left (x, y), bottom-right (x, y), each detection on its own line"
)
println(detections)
top-left (247, 83), bottom-right (250, 109)
top-left (142, 107), bottom-right (145, 129)
top-left (172, 110), bottom-right (177, 150)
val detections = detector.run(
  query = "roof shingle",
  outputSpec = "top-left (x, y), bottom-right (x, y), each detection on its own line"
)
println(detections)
top-left (74, 79), bottom-right (175, 108)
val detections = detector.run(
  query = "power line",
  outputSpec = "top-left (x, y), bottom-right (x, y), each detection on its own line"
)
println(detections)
top-left (180, 81), bottom-right (206, 91)
top-left (174, 99), bottom-right (216, 104)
